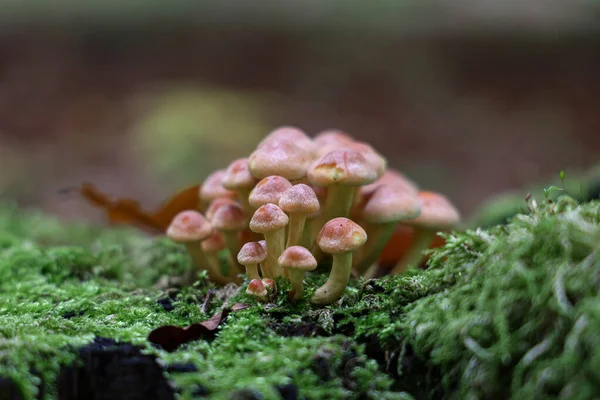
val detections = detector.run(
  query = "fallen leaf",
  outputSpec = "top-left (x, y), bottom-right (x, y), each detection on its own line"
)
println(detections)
top-left (147, 303), bottom-right (250, 351)
top-left (76, 182), bottom-right (201, 233)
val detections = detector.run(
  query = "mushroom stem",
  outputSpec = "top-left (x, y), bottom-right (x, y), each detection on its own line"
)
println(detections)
top-left (352, 222), bottom-right (396, 276)
top-left (286, 213), bottom-right (307, 248)
top-left (222, 232), bottom-right (245, 276)
top-left (245, 264), bottom-right (261, 281)
top-left (183, 243), bottom-right (231, 286)
top-left (235, 188), bottom-right (255, 215)
top-left (288, 269), bottom-right (306, 300)
top-left (262, 230), bottom-right (286, 278)
top-left (311, 252), bottom-right (353, 305)
top-left (323, 185), bottom-right (356, 221)
top-left (300, 218), bottom-right (314, 248)
top-left (390, 228), bottom-right (435, 275)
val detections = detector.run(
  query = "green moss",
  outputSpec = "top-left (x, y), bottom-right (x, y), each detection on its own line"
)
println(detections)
top-left (2, 196), bottom-right (600, 399)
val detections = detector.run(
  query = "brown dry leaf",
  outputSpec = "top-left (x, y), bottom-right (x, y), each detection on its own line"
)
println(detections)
top-left (78, 182), bottom-right (201, 233)
top-left (147, 303), bottom-right (250, 352)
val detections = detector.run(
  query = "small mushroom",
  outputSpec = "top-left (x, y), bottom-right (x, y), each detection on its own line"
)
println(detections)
top-left (311, 217), bottom-right (367, 305)
top-left (278, 246), bottom-right (317, 300)
top-left (248, 176), bottom-right (293, 209)
top-left (246, 278), bottom-right (268, 301)
top-left (199, 169), bottom-right (237, 210)
top-left (248, 138), bottom-right (313, 181)
top-left (211, 202), bottom-right (248, 276)
top-left (391, 191), bottom-right (460, 274)
top-left (258, 126), bottom-right (316, 157)
top-left (249, 203), bottom-right (289, 278)
top-left (352, 184), bottom-right (421, 275)
top-left (237, 242), bottom-right (267, 281)
top-left (201, 231), bottom-right (237, 284)
top-left (205, 197), bottom-right (238, 221)
top-left (167, 210), bottom-right (230, 286)
top-left (222, 158), bottom-right (259, 214)
top-left (308, 148), bottom-right (381, 225)
top-left (279, 184), bottom-right (320, 248)
top-left (313, 129), bottom-right (355, 157)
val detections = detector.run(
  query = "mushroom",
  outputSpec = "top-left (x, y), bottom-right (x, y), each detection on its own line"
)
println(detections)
top-left (246, 278), bottom-right (268, 301)
top-left (167, 210), bottom-right (230, 285)
top-left (249, 203), bottom-right (289, 278)
top-left (248, 138), bottom-right (313, 181)
top-left (352, 184), bottom-right (421, 276)
top-left (248, 175), bottom-right (293, 209)
top-left (258, 126), bottom-right (316, 157)
top-left (311, 217), bottom-right (367, 305)
top-left (343, 141), bottom-right (387, 177)
top-left (222, 158), bottom-right (259, 214)
top-left (279, 184), bottom-right (320, 248)
top-left (313, 129), bottom-right (355, 157)
top-left (205, 197), bottom-right (238, 221)
top-left (308, 149), bottom-right (382, 223)
top-left (390, 191), bottom-right (460, 275)
top-left (278, 246), bottom-right (317, 300)
top-left (237, 242), bottom-right (266, 281)
top-left (198, 169), bottom-right (237, 210)
top-left (201, 231), bottom-right (238, 284)
top-left (211, 202), bottom-right (248, 276)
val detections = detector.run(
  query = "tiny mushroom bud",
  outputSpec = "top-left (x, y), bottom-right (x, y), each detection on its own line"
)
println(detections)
top-left (199, 169), bottom-right (237, 210)
top-left (222, 158), bottom-right (259, 214)
top-left (167, 210), bottom-right (230, 286)
top-left (246, 278), bottom-right (267, 301)
top-left (279, 184), bottom-right (320, 248)
top-left (391, 191), bottom-right (460, 275)
top-left (248, 176), bottom-right (293, 209)
top-left (311, 218), bottom-right (367, 305)
top-left (308, 149), bottom-right (381, 224)
top-left (352, 185), bottom-right (421, 276)
top-left (211, 202), bottom-right (248, 277)
top-left (237, 242), bottom-right (266, 281)
top-left (248, 138), bottom-right (313, 181)
top-left (278, 246), bottom-right (317, 300)
top-left (249, 203), bottom-right (289, 278)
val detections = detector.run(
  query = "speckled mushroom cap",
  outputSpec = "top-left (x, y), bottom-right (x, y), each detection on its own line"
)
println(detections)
top-left (248, 176), bottom-right (292, 208)
top-left (249, 203), bottom-right (289, 234)
top-left (343, 141), bottom-right (387, 176)
top-left (279, 184), bottom-right (320, 215)
top-left (205, 197), bottom-right (238, 221)
top-left (313, 129), bottom-right (354, 147)
top-left (167, 210), bottom-right (213, 242)
top-left (258, 240), bottom-right (267, 250)
top-left (246, 279), bottom-right (267, 296)
top-left (317, 217), bottom-right (367, 255)
top-left (199, 169), bottom-right (237, 204)
top-left (258, 126), bottom-right (315, 154)
top-left (248, 138), bottom-right (313, 180)
top-left (307, 149), bottom-right (380, 187)
top-left (237, 242), bottom-right (267, 265)
top-left (278, 246), bottom-right (318, 271)
top-left (222, 158), bottom-right (258, 191)
top-left (362, 185), bottom-right (421, 224)
top-left (201, 231), bottom-right (227, 253)
top-left (403, 191), bottom-right (461, 230)
top-left (211, 203), bottom-right (248, 231)
top-left (360, 169), bottom-right (419, 197)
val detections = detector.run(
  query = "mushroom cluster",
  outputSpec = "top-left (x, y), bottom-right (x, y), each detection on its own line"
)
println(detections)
top-left (166, 127), bottom-right (460, 305)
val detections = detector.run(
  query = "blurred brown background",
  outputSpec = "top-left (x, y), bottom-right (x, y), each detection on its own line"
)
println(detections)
top-left (0, 1), bottom-right (599, 224)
